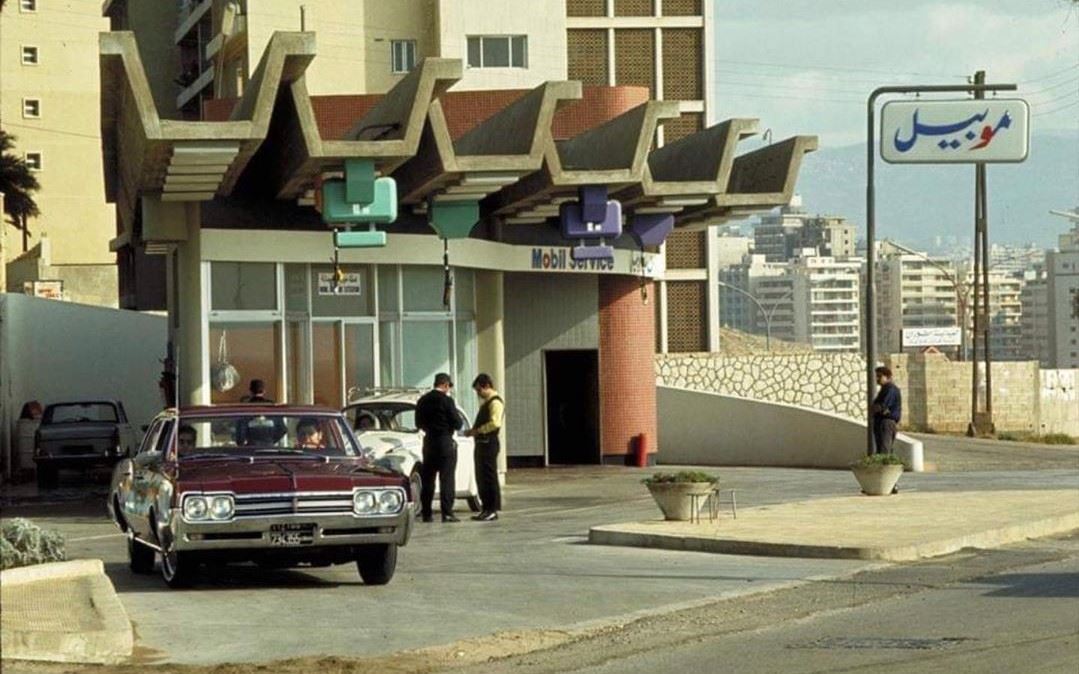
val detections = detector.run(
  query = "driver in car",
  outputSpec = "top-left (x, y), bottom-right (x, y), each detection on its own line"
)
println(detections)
top-left (296, 418), bottom-right (327, 450)
top-left (177, 424), bottom-right (197, 453)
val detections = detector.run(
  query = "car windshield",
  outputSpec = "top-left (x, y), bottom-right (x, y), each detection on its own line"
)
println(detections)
top-left (44, 403), bottom-right (118, 424)
top-left (176, 414), bottom-right (361, 458)
top-left (346, 404), bottom-right (417, 433)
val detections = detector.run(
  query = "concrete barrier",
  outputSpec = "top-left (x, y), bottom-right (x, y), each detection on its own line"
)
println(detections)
top-left (657, 386), bottom-right (924, 471)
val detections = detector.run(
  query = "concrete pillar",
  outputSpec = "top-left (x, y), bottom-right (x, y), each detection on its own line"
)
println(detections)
top-left (598, 275), bottom-right (657, 464)
top-left (148, 197), bottom-right (208, 406)
top-left (706, 225), bottom-right (720, 352)
top-left (475, 269), bottom-right (506, 480)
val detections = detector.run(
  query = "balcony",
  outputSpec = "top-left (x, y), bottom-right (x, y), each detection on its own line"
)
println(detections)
top-left (175, 0), bottom-right (212, 43)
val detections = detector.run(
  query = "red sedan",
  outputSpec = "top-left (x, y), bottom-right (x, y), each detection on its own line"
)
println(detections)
top-left (107, 405), bottom-right (413, 588)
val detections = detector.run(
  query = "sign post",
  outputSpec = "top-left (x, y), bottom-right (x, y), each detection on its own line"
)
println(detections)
top-left (865, 79), bottom-right (1021, 456)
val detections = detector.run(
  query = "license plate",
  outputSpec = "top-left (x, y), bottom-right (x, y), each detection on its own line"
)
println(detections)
top-left (268, 523), bottom-right (315, 546)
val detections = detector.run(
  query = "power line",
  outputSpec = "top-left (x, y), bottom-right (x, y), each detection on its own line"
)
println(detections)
top-left (1, 121), bottom-right (101, 141)
top-left (1032, 98), bottom-right (1079, 117)
top-left (1018, 62), bottom-right (1079, 84)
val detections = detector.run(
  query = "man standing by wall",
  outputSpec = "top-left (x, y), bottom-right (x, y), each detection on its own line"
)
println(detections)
top-left (416, 373), bottom-right (459, 523)
top-left (872, 366), bottom-right (902, 455)
top-left (465, 374), bottom-right (503, 522)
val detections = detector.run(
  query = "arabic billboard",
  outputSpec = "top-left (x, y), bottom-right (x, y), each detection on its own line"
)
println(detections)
top-left (901, 326), bottom-right (963, 348)
top-left (881, 99), bottom-right (1029, 164)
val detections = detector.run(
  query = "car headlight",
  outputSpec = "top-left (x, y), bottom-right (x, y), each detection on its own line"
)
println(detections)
top-left (209, 495), bottom-right (234, 521)
top-left (378, 489), bottom-right (404, 514)
top-left (183, 495), bottom-right (208, 521)
top-left (353, 489), bottom-right (405, 516)
top-left (353, 490), bottom-right (377, 515)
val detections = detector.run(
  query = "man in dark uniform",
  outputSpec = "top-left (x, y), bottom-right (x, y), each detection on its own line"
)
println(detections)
top-left (415, 373), bottom-right (460, 522)
top-left (464, 374), bottom-right (503, 522)
top-left (871, 366), bottom-right (902, 455)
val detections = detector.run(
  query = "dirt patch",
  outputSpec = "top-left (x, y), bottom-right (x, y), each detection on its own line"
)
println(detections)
top-left (1, 629), bottom-right (574, 674)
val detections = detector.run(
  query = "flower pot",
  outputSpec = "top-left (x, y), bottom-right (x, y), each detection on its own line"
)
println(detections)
top-left (646, 482), bottom-right (715, 521)
top-left (851, 463), bottom-right (904, 496)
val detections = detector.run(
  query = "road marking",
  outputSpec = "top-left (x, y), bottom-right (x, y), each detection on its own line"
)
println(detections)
top-left (67, 533), bottom-right (124, 542)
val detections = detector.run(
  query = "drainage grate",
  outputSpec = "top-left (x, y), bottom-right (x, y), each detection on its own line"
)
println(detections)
top-left (790, 637), bottom-right (975, 651)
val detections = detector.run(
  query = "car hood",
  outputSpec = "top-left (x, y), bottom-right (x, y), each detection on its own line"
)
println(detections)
top-left (359, 432), bottom-right (422, 457)
top-left (177, 457), bottom-right (405, 494)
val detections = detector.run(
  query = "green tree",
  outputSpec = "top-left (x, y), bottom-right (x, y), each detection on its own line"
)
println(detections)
top-left (1, 130), bottom-right (41, 251)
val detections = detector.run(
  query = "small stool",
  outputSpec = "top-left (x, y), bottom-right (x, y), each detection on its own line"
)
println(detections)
top-left (689, 488), bottom-right (738, 523)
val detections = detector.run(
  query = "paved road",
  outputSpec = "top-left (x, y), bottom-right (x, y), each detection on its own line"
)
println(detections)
top-left (1, 435), bottom-right (1075, 668)
top-left (461, 534), bottom-right (1079, 674)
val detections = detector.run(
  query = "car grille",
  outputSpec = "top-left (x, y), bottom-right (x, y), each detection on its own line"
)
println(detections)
top-left (233, 492), bottom-right (354, 518)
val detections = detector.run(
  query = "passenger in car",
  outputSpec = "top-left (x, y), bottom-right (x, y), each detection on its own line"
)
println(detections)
top-left (296, 418), bottom-right (327, 450)
top-left (177, 424), bottom-right (197, 453)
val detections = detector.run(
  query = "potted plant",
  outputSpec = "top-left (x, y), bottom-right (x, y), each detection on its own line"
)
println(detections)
top-left (643, 471), bottom-right (719, 521)
top-left (851, 453), bottom-right (905, 496)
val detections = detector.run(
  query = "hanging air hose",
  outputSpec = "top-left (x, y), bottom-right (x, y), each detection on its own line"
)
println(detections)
top-left (442, 237), bottom-right (453, 308)
top-left (639, 244), bottom-right (649, 304)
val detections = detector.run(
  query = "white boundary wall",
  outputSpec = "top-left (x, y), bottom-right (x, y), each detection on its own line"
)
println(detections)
top-left (0, 294), bottom-right (166, 478)
top-left (658, 385), bottom-right (924, 471)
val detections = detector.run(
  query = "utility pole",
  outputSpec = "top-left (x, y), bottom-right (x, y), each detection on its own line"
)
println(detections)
top-left (968, 70), bottom-right (994, 436)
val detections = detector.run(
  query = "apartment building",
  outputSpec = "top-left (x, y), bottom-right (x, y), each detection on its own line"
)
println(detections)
top-left (1020, 267), bottom-right (1051, 366)
top-left (1, 0), bottom-right (117, 305)
top-left (720, 251), bottom-right (861, 352)
top-left (877, 250), bottom-right (961, 356)
top-left (753, 196), bottom-right (856, 262)
top-left (1047, 215), bottom-right (1079, 368)
top-left (963, 267), bottom-right (1025, 363)
top-left (565, 0), bottom-right (719, 353)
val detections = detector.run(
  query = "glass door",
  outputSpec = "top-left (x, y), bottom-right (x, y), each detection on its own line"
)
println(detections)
top-left (344, 322), bottom-right (377, 403)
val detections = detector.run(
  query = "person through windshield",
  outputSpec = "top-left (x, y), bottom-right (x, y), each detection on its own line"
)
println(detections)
top-left (177, 424), bottom-right (197, 453)
top-left (296, 417), bottom-right (326, 450)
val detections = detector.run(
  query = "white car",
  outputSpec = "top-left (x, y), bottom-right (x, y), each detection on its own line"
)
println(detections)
top-left (344, 390), bottom-right (481, 513)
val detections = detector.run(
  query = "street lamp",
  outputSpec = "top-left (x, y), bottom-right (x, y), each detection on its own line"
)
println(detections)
top-left (883, 240), bottom-right (971, 361)
top-left (717, 280), bottom-right (795, 352)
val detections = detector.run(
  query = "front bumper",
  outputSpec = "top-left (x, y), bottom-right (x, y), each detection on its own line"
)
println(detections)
top-left (170, 509), bottom-right (414, 552)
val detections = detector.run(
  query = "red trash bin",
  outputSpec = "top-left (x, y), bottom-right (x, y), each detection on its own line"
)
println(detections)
top-left (634, 433), bottom-right (649, 467)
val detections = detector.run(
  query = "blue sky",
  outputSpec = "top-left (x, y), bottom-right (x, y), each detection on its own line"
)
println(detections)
top-left (713, 0), bottom-right (1079, 148)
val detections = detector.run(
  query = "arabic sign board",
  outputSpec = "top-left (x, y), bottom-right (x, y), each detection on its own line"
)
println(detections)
top-left (23, 280), bottom-right (63, 300)
top-left (901, 326), bottom-right (962, 348)
top-left (317, 272), bottom-right (362, 296)
top-left (881, 99), bottom-right (1029, 164)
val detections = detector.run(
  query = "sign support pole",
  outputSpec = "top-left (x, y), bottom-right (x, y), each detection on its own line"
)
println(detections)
top-left (865, 80), bottom-right (1016, 456)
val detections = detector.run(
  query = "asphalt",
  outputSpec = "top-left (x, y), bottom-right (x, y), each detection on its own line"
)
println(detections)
top-left (0, 433), bottom-right (1075, 668)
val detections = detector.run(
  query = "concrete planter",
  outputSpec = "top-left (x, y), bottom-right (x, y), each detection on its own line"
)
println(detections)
top-left (851, 464), bottom-right (904, 496)
top-left (646, 482), bottom-right (716, 521)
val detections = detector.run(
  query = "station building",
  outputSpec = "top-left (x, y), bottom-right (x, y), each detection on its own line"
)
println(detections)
top-left (98, 23), bottom-right (815, 468)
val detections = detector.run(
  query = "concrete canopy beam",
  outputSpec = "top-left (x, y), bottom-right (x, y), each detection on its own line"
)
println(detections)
top-left (100, 31), bottom-right (316, 227)
top-left (272, 58), bottom-right (464, 200)
top-left (391, 81), bottom-right (582, 206)
top-left (488, 100), bottom-right (679, 221)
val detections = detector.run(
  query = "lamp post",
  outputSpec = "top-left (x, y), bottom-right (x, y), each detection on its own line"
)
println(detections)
top-left (883, 240), bottom-right (971, 361)
top-left (717, 280), bottom-right (795, 351)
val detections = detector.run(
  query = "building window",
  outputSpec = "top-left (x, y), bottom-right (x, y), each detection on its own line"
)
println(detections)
top-left (21, 46), bottom-right (40, 65)
top-left (24, 152), bottom-right (43, 171)
top-left (467, 35), bottom-right (528, 68)
top-left (22, 98), bottom-right (41, 118)
top-left (391, 40), bottom-right (416, 74)
top-left (20, 0), bottom-right (37, 11)
top-left (210, 262), bottom-right (278, 311)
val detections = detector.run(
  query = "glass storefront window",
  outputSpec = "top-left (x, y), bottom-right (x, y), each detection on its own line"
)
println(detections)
top-left (455, 319), bottom-right (478, 420)
top-left (209, 322), bottom-right (282, 404)
top-left (310, 265), bottom-right (375, 317)
top-left (211, 262), bottom-right (277, 311)
top-left (402, 265), bottom-right (449, 313)
top-left (345, 324), bottom-right (376, 402)
top-left (312, 322), bottom-right (342, 407)
top-left (285, 264), bottom-right (309, 314)
top-left (455, 268), bottom-right (475, 315)
top-left (401, 320), bottom-right (451, 388)
top-left (378, 266), bottom-right (399, 315)
top-left (379, 321), bottom-right (399, 386)
top-left (286, 320), bottom-right (309, 404)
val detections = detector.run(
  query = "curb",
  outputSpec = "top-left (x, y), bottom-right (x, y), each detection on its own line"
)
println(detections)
top-left (1, 559), bottom-right (134, 665)
top-left (589, 512), bottom-right (1079, 562)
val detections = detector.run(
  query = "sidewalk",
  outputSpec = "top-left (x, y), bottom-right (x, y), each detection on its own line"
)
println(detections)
top-left (0, 559), bottom-right (133, 665)
top-left (590, 489), bottom-right (1079, 561)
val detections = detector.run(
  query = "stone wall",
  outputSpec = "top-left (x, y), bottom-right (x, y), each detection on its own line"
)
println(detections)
top-left (1039, 369), bottom-right (1079, 437)
top-left (655, 352), bottom-right (865, 420)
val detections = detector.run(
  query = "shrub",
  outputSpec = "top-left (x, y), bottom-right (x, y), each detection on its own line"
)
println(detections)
top-left (851, 453), bottom-right (905, 468)
top-left (0, 518), bottom-right (66, 570)
top-left (1040, 433), bottom-right (1076, 446)
top-left (643, 470), bottom-right (718, 486)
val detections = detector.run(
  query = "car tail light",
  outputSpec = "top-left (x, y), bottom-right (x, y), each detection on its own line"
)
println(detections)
top-left (111, 429), bottom-right (122, 455)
